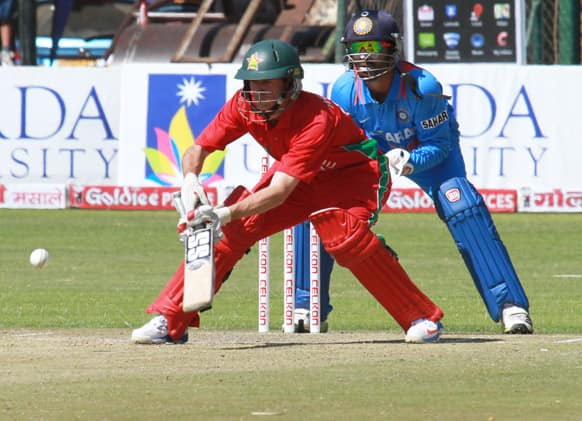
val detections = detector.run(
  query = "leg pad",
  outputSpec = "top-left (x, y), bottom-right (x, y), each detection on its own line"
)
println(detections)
top-left (310, 208), bottom-right (443, 330)
top-left (436, 177), bottom-right (528, 321)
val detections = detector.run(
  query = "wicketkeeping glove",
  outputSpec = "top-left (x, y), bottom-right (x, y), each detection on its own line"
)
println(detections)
top-left (386, 148), bottom-right (414, 177)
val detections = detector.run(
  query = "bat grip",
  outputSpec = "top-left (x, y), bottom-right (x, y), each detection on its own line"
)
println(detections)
top-left (172, 191), bottom-right (187, 219)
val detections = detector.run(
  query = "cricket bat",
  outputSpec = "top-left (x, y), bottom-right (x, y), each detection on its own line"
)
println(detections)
top-left (183, 224), bottom-right (215, 312)
top-left (173, 191), bottom-right (215, 313)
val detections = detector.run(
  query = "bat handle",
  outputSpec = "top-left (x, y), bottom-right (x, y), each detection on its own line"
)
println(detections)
top-left (172, 191), bottom-right (187, 219)
top-left (174, 191), bottom-right (208, 232)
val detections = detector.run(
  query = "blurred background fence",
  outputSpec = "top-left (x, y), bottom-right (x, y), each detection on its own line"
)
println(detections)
top-left (10, 0), bottom-right (582, 66)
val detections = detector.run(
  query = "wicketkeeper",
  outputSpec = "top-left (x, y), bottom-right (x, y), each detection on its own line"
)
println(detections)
top-left (131, 39), bottom-right (444, 344)
top-left (291, 10), bottom-right (532, 334)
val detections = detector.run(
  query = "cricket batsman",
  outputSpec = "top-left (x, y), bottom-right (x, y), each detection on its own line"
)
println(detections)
top-left (292, 10), bottom-right (532, 334)
top-left (131, 39), bottom-right (444, 344)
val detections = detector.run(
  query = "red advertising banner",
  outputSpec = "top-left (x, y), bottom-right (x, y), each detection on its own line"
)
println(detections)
top-left (383, 188), bottom-right (434, 213)
top-left (382, 188), bottom-right (517, 213)
top-left (69, 185), bottom-right (218, 210)
top-left (481, 189), bottom-right (518, 212)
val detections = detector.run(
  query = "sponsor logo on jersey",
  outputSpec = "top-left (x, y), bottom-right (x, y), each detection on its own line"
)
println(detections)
top-left (445, 188), bottom-right (461, 203)
top-left (421, 111), bottom-right (449, 129)
top-left (320, 160), bottom-right (337, 171)
top-left (384, 127), bottom-right (416, 144)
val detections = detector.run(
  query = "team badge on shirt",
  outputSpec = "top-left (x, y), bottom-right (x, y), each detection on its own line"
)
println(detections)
top-left (246, 53), bottom-right (263, 71)
top-left (397, 109), bottom-right (410, 122)
top-left (353, 17), bottom-right (373, 35)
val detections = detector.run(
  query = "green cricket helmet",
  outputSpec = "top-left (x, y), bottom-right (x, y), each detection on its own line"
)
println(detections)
top-left (235, 40), bottom-right (304, 121)
top-left (235, 39), bottom-right (304, 81)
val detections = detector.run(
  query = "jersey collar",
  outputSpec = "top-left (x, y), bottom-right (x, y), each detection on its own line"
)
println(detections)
top-left (352, 70), bottom-right (402, 104)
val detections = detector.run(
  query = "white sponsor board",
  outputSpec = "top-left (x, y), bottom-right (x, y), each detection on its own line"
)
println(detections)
top-left (2, 64), bottom-right (582, 213)
top-left (116, 63), bottom-right (344, 195)
top-left (0, 67), bottom-right (120, 185)
top-left (115, 63), bottom-right (582, 197)
top-left (0, 183), bottom-right (67, 209)
top-left (518, 188), bottom-right (582, 213)
top-left (427, 64), bottom-right (582, 192)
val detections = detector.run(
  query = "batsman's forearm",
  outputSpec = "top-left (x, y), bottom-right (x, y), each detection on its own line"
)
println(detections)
top-left (182, 144), bottom-right (210, 175)
top-left (228, 187), bottom-right (288, 221)
top-left (225, 171), bottom-right (299, 223)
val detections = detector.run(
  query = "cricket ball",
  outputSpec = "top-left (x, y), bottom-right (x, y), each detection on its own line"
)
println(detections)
top-left (30, 248), bottom-right (50, 269)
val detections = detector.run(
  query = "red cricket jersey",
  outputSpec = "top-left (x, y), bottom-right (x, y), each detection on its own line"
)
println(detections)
top-left (195, 90), bottom-right (370, 184)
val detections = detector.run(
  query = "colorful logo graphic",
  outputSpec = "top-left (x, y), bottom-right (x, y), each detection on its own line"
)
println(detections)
top-left (497, 31), bottom-right (509, 46)
top-left (445, 5), bottom-right (457, 19)
top-left (471, 3), bottom-right (484, 21)
top-left (494, 3), bottom-right (511, 19)
top-left (246, 53), bottom-right (263, 71)
top-left (145, 74), bottom-right (227, 186)
top-left (471, 33), bottom-right (485, 48)
top-left (417, 5), bottom-right (434, 22)
top-left (418, 32), bottom-right (436, 49)
top-left (445, 188), bottom-right (461, 202)
top-left (353, 16), bottom-right (374, 35)
top-left (443, 32), bottom-right (461, 49)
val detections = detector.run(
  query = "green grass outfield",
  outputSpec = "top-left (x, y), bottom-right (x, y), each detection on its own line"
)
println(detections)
top-left (1, 209), bottom-right (581, 333)
top-left (1, 210), bottom-right (581, 419)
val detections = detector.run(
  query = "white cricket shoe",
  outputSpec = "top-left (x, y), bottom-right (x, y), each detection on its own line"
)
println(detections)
top-left (405, 318), bottom-right (443, 343)
top-left (502, 305), bottom-right (533, 334)
top-left (131, 314), bottom-right (188, 344)
top-left (292, 308), bottom-right (328, 333)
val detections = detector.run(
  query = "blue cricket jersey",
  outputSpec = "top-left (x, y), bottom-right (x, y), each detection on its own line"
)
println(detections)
top-left (331, 61), bottom-right (466, 199)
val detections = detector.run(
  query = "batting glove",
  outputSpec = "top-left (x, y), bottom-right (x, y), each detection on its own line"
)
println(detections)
top-left (187, 205), bottom-right (231, 240)
top-left (386, 148), bottom-right (414, 177)
top-left (181, 173), bottom-right (210, 213)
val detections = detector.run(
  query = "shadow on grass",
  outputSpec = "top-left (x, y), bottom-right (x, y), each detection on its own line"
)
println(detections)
top-left (218, 336), bottom-right (501, 350)
top-left (439, 336), bottom-right (502, 344)
top-left (219, 339), bottom-right (401, 350)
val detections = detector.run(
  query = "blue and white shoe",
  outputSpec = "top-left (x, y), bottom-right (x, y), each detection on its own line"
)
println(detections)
top-left (502, 305), bottom-right (533, 334)
top-left (404, 318), bottom-right (443, 343)
top-left (131, 314), bottom-right (188, 344)
top-left (293, 309), bottom-right (328, 333)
